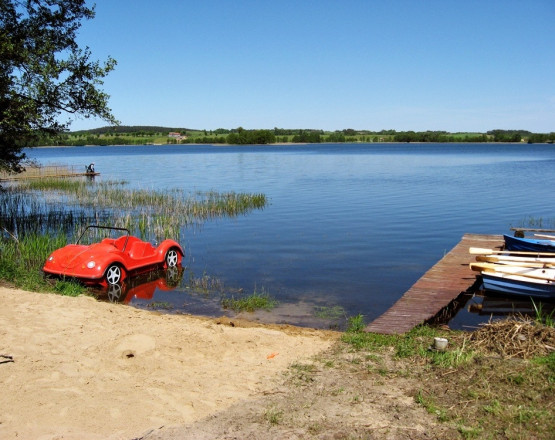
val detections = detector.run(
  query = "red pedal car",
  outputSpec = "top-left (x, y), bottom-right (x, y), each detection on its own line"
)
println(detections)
top-left (43, 225), bottom-right (183, 287)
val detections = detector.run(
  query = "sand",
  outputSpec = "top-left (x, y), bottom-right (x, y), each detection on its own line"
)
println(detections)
top-left (0, 287), bottom-right (336, 439)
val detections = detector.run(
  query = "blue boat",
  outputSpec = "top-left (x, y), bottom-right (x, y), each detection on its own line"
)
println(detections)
top-left (503, 234), bottom-right (555, 253)
top-left (482, 272), bottom-right (555, 299)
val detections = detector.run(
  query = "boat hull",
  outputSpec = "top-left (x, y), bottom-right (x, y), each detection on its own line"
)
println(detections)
top-left (482, 273), bottom-right (555, 299)
top-left (503, 234), bottom-right (555, 253)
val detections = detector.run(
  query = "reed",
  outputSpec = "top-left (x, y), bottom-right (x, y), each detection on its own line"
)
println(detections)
top-left (1, 187), bottom-right (110, 238)
top-left (3, 178), bottom-right (266, 243)
top-left (186, 271), bottom-right (224, 293)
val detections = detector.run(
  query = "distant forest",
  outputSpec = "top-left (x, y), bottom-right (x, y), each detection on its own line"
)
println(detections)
top-left (34, 126), bottom-right (555, 147)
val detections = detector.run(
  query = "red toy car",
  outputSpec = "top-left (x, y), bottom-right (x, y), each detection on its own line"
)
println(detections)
top-left (43, 225), bottom-right (184, 286)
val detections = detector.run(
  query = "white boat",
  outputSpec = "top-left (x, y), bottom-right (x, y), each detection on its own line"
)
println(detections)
top-left (480, 272), bottom-right (555, 298)
top-left (469, 262), bottom-right (555, 298)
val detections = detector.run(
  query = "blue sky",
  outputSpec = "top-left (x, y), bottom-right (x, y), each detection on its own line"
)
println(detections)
top-left (70, 0), bottom-right (555, 132)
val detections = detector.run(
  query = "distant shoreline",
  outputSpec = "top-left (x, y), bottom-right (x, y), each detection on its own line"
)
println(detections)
top-left (32, 140), bottom-right (553, 149)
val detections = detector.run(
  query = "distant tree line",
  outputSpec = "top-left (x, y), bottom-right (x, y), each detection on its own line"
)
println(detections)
top-left (28, 127), bottom-right (555, 147)
top-left (392, 131), bottom-right (489, 143)
top-left (225, 128), bottom-right (275, 144)
top-left (74, 125), bottom-right (190, 135)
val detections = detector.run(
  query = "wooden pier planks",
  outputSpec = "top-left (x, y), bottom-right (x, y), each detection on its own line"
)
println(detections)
top-left (0, 164), bottom-right (99, 181)
top-left (364, 233), bottom-right (504, 334)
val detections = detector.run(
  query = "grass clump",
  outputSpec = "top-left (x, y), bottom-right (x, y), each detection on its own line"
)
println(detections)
top-left (264, 406), bottom-right (284, 425)
top-left (222, 288), bottom-right (278, 312)
top-left (346, 313), bottom-right (365, 333)
top-left (147, 301), bottom-right (173, 310)
top-left (313, 305), bottom-right (345, 320)
top-left (53, 279), bottom-right (86, 296)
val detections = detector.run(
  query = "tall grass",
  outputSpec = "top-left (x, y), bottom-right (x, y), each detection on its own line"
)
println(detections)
top-left (532, 299), bottom-right (555, 327)
top-left (0, 230), bottom-right (84, 294)
top-left (0, 190), bottom-right (109, 237)
top-left (4, 178), bottom-right (266, 241)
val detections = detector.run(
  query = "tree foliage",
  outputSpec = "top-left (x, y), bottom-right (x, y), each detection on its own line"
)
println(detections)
top-left (0, 0), bottom-right (117, 173)
top-left (487, 129), bottom-right (528, 143)
top-left (74, 125), bottom-right (189, 135)
top-left (291, 130), bottom-right (321, 143)
top-left (226, 127), bottom-right (275, 145)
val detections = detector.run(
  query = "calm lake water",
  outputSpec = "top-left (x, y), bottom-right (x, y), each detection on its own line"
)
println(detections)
top-left (25, 143), bottom-right (555, 330)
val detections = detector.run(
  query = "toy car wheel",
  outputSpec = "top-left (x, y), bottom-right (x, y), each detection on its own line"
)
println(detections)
top-left (165, 249), bottom-right (179, 267)
top-left (106, 264), bottom-right (123, 285)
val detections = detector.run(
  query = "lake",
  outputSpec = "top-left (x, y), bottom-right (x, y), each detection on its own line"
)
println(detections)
top-left (25, 143), bottom-right (555, 329)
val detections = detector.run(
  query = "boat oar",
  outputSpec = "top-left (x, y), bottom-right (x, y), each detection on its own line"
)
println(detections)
top-left (469, 262), bottom-right (555, 281)
top-left (469, 247), bottom-right (555, 256)
top-left (475, 255), bottom-right (555, 268)
top-left (534, 234), bottom-right (555, 239)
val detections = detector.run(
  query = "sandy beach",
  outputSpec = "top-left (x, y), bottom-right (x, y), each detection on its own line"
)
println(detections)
top-left (0, 287), bottom-right (336, 439)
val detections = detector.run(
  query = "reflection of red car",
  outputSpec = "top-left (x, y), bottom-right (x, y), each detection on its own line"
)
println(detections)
top-left (103, 267), bottom-right (183, 304)
top-left (43, 225), bottom-right (183, 287)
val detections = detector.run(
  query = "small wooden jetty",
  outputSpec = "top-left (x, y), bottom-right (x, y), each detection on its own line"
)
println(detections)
top-left (0, 164), bottom-right (98, 181)
top-left (365, 233), bottom-right (504, 334)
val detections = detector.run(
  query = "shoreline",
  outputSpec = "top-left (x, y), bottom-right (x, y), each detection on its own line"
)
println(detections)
top-left (30, 140), bottom-right (553, 149)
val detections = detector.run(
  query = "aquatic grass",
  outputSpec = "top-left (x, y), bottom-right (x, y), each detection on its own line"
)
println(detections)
top-left (221, 287), bottom-right (278, 312)
top-left (17, 177), bottom-right (99, 192)
top-left (1, 187), bottom-right (110, 238)
top-left (17, 178), bottom-right (266, 221)
top-left (314, 305), bottom-right (346, 320)
top-left (2, 177), bottom-right (267, 246)
top-left (186, 271), bottom-right (224, 293)
top-left (10, 178), bottom-right (267, 243)
top-left (147, 301), bottom-right (173, 310)
top-left (514, 216), bottom-right (555, 230)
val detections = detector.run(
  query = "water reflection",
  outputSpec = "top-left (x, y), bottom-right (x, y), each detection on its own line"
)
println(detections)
top-left (468, 290), bottom-right (555, 317)
top-left (95, 267), bottom-right (184, 305)
top-left (448, 289), bottom-right (555, 330)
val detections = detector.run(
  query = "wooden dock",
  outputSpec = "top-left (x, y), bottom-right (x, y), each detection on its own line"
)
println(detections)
top-left (364, 233), bottom-right (504, 334)
top-left (0, 164), bottom-right (98, 181)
